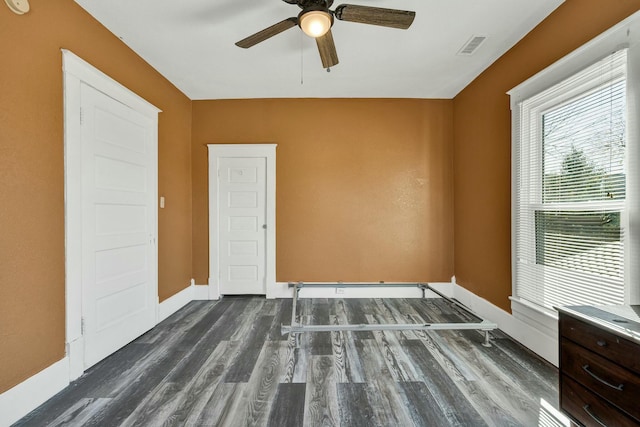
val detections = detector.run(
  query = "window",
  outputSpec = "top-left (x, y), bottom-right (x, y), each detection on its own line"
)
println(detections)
top-left (508, 13), bottom-right (640, 318)
top-left (513, 50), bottom-right (628, 311)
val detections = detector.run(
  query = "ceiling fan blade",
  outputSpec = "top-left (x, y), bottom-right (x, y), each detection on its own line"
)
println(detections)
top-left (334, 4), bottom-right (415, 29)
top-left (316, 30), bottom-right (339, 68)
top-left (235, 17), bottom-right (298, 48)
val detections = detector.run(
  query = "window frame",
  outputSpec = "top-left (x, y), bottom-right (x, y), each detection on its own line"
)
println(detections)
top-left (519, 54), bottom-right (627, 311)
top-left (509, 11), bottom-right (640, 327)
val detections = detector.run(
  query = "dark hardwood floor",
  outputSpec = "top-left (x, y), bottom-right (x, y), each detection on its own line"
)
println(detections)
top-left (14, 297), bottom-right (564, 426)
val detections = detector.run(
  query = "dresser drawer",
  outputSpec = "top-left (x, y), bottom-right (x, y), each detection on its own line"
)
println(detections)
top-left (561, 375), bottom-right (639, 427)
top-left (560, 315), bottom-right (640, 375)
top-left (561, 338), bottom-right (640, 420)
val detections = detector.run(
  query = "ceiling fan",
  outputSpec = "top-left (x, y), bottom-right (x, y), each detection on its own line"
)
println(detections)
top-left (235, 0), bottom-right (416, 69)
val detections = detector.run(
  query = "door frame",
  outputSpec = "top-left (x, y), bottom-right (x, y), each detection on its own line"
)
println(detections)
top-left (208, 144), bottom-right (276, 299)
top-left (62, 50), bottom-right (161, 380)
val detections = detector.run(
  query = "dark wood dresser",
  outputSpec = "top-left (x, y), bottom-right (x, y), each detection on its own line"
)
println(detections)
top-left (557, 305), bottom-right (640, 427)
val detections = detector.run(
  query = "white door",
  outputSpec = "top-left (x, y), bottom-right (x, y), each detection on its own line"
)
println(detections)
top-left (219, 157), bottom-right (266, 294)
top-left (209, 145), bottom-right (276, 297)
top-left (81, 83), bottom-right (157, 368)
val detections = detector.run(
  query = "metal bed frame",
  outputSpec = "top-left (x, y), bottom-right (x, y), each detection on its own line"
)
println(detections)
top-left (281, 282), bottom-right (498, 347)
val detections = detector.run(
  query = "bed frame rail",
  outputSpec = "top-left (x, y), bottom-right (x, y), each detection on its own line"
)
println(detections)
top-left (281, 282), bottom-right (497, 347)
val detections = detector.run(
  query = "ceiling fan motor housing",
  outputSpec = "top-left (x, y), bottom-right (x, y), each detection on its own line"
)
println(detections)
top-left (283, 0), bottom-right (335, 9)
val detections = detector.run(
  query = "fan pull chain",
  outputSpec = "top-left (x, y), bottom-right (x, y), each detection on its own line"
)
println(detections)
top-left (300, 30), bottom-right (304, 85)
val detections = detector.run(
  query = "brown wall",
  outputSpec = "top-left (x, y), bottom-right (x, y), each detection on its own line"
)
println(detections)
top-left (192, 99), bottom-right (454, 284)
top-left (452, 0), bottom-right (640, 311)
top-left (0, 2), bottom-right (192, 393)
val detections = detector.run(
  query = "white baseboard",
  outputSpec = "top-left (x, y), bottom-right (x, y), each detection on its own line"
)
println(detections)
top-left (207, 278), bottom-right (220, 300)
top-left (158, 285), bottom-right (194, 323)
top-left (510, 297), bottom-right (559, 339)
top-left (427, 282), bottom-right (454, 298)
top-left (267, 282), bottom-right (291, 299)
top-left (269, 282), bottom-right (453, 299)
top-left (67, 337), bottom-right (84, 381)
top-left (158, 283), bottom-right (219, 321)
top-left (0, 357), bottom-right (70, 426)
top-left (193, 285), bottom-right (211, 300)
top-left (451, 283), bottom-right (558, 366)
top-left (4, 282), bottom-right (220, 426)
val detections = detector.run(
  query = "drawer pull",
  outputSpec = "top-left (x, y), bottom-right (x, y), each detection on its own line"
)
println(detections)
top-left (583, 404), bottom-right (608, 427)
top-left (582, 365), bottom-right (624, 391)
top-left (596, 340), bottom-right (607, 347)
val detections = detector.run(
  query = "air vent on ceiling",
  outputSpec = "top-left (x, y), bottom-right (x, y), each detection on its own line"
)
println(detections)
top-left (457, 35), bottom-right (487, 56)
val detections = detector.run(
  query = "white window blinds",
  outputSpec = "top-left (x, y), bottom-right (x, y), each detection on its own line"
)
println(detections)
top-left (514, 50), bottom-right (628, 310)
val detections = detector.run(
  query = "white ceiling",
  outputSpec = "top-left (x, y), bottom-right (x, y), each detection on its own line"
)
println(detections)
top-left (74, 0), bottom-right (564, 100)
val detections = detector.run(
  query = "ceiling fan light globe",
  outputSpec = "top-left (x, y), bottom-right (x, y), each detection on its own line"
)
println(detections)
top-left (300, 10), bottom-right (332, 38)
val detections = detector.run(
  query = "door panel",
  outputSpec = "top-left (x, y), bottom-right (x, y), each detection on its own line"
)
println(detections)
top-left (81, 83), bottom-right (157, 368)
top-left (218, 157), bottom-right (266, 295)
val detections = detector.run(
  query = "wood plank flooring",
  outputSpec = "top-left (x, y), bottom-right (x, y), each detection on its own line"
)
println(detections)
top-left (14, 297), bottom-right (564, 427)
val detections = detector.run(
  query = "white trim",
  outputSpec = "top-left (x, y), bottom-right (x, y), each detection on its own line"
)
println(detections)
top-left (269, 282), bottom-right (454, 299)
top-left (62, 49), bottom-right (161, 375)
top-left (67, 337), bottom-right (84, 382)
top-left (627, 27), bottom-right (640, 305)
top-left (452, 284), bottom-right (558, 366)
top-left (510, 10), bottom-right (640, 319)
top-left (0, 358), bottom-right (70, 426)
top-left (62, 50), bottom-right (160, 115)
top-left (63, 57), bottom-right (83, 345)
top-left (207, 144), bottom-right (276, 298)
top-left (428, 281), bottom-right (454, 298)
top-left (193, 285), bottom-right (211, 300)
top-left (509, 296), bottom-right (558, 337)
top-left (508, 11), bottom-right (640, 104)
top-left (267, 282), bottom-right (291, 299)
top-left (158, 285), bottom-right (194, 323)
top-left (207, 277), bottom-right (221, 300)
top-left (5, 281), bottom-right (211, 424)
